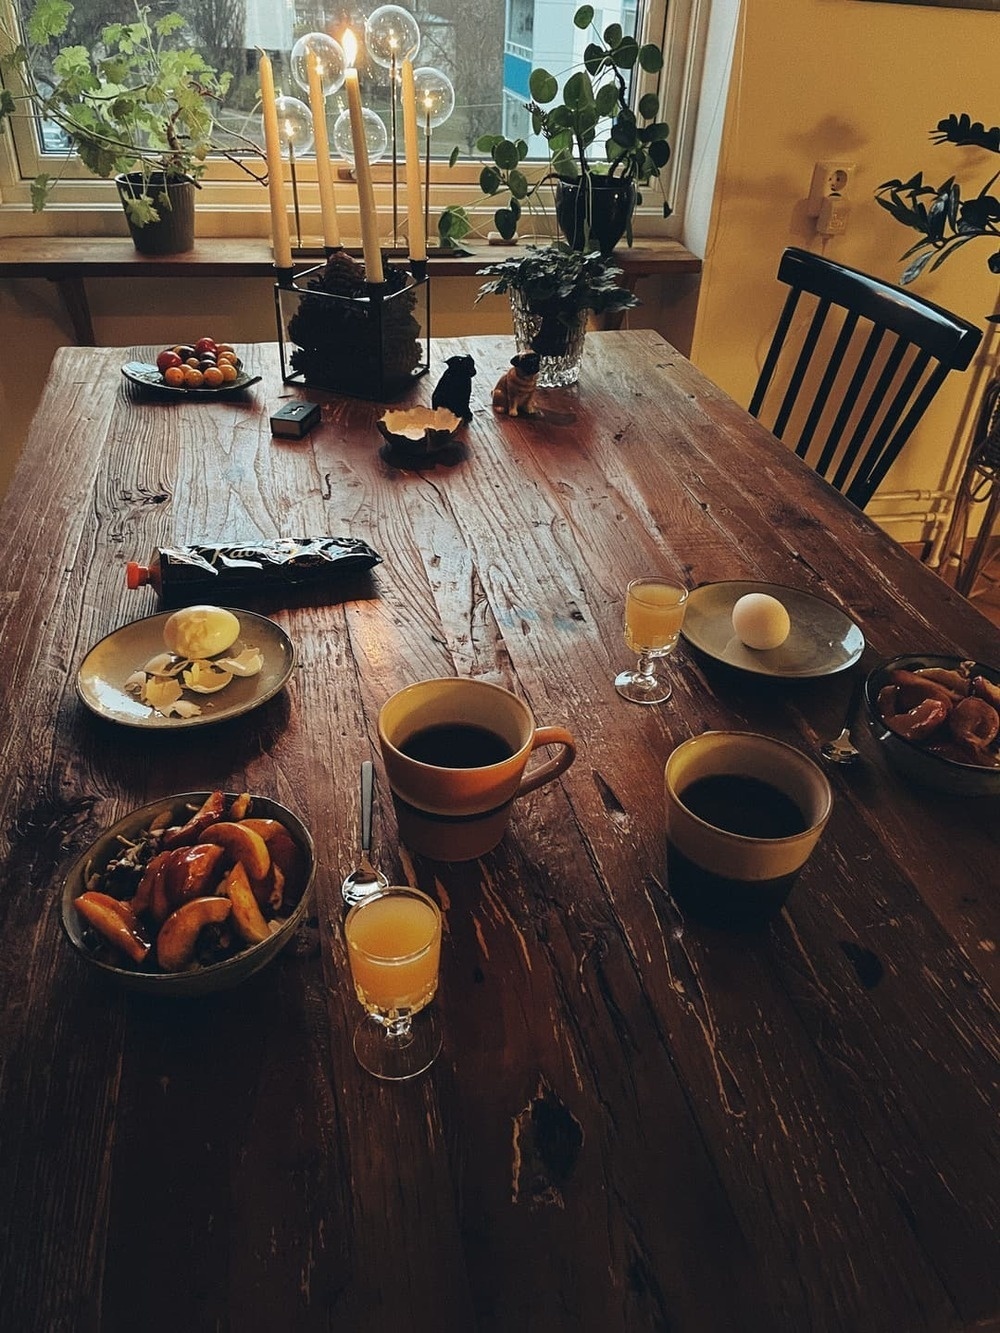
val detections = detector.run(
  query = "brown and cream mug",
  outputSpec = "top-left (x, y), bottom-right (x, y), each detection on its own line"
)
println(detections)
top-left (664, 731), bottom-right (833, 930)
top-left (378, 678), bottom-right (576, 861)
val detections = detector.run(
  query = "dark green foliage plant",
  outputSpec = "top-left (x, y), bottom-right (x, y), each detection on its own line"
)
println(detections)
top-left (875, 113), bottom-right (1000, 318)
top-left (476, 241), bottom-right (639, 314)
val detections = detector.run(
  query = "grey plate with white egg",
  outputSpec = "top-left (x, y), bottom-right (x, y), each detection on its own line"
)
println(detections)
top-left (76, 609), bottom-right (295, 728)
top-left (681, 581), bottom-right (864, 679)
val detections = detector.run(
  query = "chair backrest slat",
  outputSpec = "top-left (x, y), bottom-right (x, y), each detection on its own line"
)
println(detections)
top-left (830, 337), bottom-right (910, 493)
top-left (749, 247), bottom-right (982, 509)
top-left (749, 287), bottom-right (801, 417)
top-left (813, 324), bottom-right (886, 477)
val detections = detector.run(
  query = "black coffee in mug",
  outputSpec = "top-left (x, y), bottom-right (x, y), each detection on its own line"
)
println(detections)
top-left (664, 733), bottom-right (832, 932)
top-left (400, 723), bottom-right (515, 769)
top-left (679, 774), bottom-right (808, 839)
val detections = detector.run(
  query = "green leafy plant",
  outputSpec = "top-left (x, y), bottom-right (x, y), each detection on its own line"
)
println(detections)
top-left (875, 113), bottom-right (1000, 317)
top-left (439, 3), bottom-right (671, 247)
top-left (476, 242), bottom-right (638, 352)
top-left (0, 0), bottom-right (261, 225)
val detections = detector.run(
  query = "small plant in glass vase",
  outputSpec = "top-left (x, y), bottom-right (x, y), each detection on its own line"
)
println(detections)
top-left (875, 112), bottom-right (1000, 321)
top-left (439, 3), bottom-right (671, 255)
top-left (0, 0), bottom-right (264, 252)
top-left (476, 242), bottom-right (639, 386)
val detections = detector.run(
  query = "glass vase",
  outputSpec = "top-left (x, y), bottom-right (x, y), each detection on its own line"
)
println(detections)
top-left (509, 290), bottom-right (588, 388)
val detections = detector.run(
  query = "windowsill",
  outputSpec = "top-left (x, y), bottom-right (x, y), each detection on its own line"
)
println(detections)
top-left (0, 235), bottom-right (701, 344)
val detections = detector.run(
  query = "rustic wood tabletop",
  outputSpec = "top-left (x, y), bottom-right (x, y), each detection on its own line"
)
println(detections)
top-left (0, 330), bottom-right (997, 1333)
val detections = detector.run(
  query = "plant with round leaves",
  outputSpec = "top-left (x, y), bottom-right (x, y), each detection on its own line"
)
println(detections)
top-left (875, 113), bottom-right (1000, 320)
top-left (439, 3), bottom-right (671, 248)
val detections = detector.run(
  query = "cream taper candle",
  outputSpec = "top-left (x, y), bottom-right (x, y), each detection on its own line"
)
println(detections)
top-left (306, 49), bottom-right (341, 250)
top-left (342, 30), bottom-right (384, 284)
top-left (257, 49), bottom-right (293, 270)
top-left (400, 58), bottom-right (426, 263)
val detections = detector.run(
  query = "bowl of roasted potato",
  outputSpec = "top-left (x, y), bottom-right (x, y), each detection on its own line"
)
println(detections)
top-left (61, 791), bottom-right (314, 995)
top-left (864, 653), bottom-right (1000, 796)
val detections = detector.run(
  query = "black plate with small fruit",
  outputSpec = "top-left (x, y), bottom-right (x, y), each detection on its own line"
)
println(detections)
top-left (122, 362), bottom-right (261, 397)
top-left (121, 338), bottom-right (260, 397)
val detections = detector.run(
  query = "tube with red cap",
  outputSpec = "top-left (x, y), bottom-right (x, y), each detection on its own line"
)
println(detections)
top-left (126, 538), bottom-right (382, 604)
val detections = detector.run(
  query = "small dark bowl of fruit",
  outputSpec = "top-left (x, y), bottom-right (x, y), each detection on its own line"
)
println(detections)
top-left (864, 653), bottom-right (1000, 796)
top-left (155, 337), bottom-right (243, 390)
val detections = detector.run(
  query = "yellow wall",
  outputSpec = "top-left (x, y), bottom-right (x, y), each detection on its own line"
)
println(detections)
top-left (691, 0), bottom-right (1000, 543)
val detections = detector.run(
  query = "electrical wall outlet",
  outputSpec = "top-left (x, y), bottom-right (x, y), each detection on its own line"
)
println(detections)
top-left (807, 160), bottom-right (856, 218)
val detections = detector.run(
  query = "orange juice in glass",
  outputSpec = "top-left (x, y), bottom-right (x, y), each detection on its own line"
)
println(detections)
top-left (616, 578), bottom-right (688, 704)
top-left (345, 886), bottom-right (442, 1080)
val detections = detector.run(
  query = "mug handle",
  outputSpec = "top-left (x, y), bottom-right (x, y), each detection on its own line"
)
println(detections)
top-left (516, 726), bottom-right (577, 798)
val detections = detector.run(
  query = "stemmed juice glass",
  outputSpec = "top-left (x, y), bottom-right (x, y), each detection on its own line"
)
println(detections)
top-left (615, 578), bottom-right (688, 704)
top-left (344, 886), bottom-right (443, 1081)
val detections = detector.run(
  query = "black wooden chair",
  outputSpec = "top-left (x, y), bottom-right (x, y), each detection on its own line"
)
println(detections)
top-left (749, 247), bottom-right (982, 509)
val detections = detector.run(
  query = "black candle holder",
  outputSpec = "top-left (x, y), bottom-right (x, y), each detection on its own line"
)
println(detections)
top-left (274, 252), bottom-right (430, 401)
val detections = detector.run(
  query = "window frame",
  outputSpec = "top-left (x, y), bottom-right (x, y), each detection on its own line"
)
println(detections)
top-left (0, 0), bottom-right (709, 243)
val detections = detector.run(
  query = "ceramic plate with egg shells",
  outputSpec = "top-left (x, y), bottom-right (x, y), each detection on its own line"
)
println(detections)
top-left (682, 581), bottom-right (864, 678)
top-left (76, 609), bottom-right (295, 728)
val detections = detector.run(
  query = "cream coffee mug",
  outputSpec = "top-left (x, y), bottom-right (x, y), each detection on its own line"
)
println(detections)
top-left (664, 731), bottom-right (833, 930)
top-left (378, 678), bottom-right (576, 861)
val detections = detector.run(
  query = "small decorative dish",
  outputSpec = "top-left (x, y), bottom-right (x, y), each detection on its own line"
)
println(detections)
top-left (61, 791), bottom-right (315, 996)
top-left (864, 653), bottom-right (1000, 796)
top-left (121, 361), bottom-right (262, 397)
top-left (376, 406), bottom-right (463, 460)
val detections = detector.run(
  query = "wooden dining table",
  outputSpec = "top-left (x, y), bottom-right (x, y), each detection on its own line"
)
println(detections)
top-left (0, 329), bottom-right (997, 1333)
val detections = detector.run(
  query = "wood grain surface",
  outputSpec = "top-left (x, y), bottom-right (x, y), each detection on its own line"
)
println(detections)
top-left (0, 331), bottom-right (997, 1333)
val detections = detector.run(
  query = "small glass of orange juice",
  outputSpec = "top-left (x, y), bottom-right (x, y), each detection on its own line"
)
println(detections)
top-left (344, 886), bottom-right (443, 1080)
top-left (615, 577), bottom-right (688, 704)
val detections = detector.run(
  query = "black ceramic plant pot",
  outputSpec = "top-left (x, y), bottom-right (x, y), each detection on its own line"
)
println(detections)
top-left (555, 177), bottom-right (637, 255)
top-left (115, 173), bottom-right (196, 255)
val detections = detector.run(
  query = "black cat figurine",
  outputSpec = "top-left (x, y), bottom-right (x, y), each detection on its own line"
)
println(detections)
top-left (431, 355), bottom-right (477, 421)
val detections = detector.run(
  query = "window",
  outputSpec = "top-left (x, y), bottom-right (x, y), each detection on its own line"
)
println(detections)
top-left (0, 0), bottom-right (707, 241)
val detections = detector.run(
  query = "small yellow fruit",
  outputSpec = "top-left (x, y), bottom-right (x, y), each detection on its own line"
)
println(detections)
top-left (163, 606), bottom-right (240, 660)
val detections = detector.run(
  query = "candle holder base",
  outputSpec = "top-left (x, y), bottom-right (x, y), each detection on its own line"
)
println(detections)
top-left (275, 253), bottom-right (430, 401)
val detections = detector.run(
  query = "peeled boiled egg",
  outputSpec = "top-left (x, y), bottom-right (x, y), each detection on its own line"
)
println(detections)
top-left (162, 605), bottom-right (240, 660)
top-left (731, 593), bottom-right (791, 650)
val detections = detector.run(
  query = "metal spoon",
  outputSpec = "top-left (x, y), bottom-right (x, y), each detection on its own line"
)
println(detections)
top-left (341, 760), bottom-right (389, 905)
top-left (820, 673), bottom-right (865, 766)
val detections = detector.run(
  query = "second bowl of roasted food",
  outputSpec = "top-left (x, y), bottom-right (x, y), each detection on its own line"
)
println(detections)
top-left (864, 653), bottom-right (1000, 795)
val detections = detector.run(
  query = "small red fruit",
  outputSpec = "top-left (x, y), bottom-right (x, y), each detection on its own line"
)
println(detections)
top-left (156, 350), bottom-right (182, 373)
top-left (194, 337), bottom-right (217, 355)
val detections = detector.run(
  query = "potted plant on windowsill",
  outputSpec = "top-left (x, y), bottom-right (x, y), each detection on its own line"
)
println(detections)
top-left (0, 0), bottom-right (263, 254)
top-left (439, 3), bottom-right (671, 256)
top-left (875, 112), bottom-right (1000, 321)
top-left (476, 242), bottom-right (639, 386)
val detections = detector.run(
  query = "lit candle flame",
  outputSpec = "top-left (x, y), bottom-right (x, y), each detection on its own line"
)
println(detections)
top-left (342, 28), bottom-right (357, 68)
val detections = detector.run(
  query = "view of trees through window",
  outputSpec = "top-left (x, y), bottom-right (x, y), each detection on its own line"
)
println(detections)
top-left (18, 0), bottom-right (639, 165)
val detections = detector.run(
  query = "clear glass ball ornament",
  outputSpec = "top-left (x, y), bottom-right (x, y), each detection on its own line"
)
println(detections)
top-left (333, 107), bottom-right (389, 165)
top-left (272, 96), bottom-right (314, 154)
top-left (413, 67), bottom-right (455, 129)
top-left (364, 5), bottom-right (420, 68)
top-left (290, 32), bottom-right (346, 97)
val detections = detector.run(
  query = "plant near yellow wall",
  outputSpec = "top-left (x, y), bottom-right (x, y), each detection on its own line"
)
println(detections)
top-left (876, 113), bottom-right (1000, 319)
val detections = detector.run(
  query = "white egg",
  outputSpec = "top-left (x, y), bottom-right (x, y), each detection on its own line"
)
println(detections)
top-left (162, 605), bottom-right (240, 660)
top-left (731, 593), bottom-right (791, 650)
